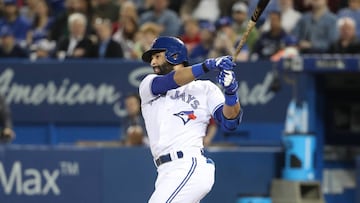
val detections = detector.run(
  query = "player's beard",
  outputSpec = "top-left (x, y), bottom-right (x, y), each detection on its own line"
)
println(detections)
top-left (153, 62), bottom-right (174, 75)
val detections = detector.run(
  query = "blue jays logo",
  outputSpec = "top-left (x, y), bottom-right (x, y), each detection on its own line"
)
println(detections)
top-left (173, 111), bottom-right (197, 125)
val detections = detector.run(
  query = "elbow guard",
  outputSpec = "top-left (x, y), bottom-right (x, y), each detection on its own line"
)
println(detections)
top-left (214, 106), bottom-right (243, 132)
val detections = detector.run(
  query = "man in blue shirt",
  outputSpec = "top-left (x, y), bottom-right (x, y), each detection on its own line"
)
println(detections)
top-left (139, 0), bottom-right (181, 36)
top-left (292, 0), bottom-right (338, 53)
top-left (252, 10), bottom-right (292, 60)
top-left (0, 0), bottom-right (30, 46)
top-left (93, 18), bottom-right (123, 58)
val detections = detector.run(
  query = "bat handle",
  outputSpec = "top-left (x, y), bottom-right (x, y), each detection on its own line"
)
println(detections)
top-left (232, 20), bottom-right (257, 62)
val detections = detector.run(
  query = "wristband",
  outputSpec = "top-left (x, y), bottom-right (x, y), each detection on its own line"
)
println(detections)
top-left (191, 63), bottom-right (206, 78)
top-left (224, 93), bottom-right (238, 106)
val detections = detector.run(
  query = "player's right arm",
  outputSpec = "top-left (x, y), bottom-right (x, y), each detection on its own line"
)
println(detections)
top-left (175, 56), bottom-right (236, 86)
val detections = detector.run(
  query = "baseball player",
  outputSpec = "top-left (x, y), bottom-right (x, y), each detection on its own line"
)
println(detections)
top-left (139, 36), bottom-right (243, 203)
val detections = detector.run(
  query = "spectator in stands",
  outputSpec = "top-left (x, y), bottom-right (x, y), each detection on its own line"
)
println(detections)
top-left (139, 0), bottom-right (181, 36)
top-left (19, 0), bottom-right (38, 24)
top-left (189, 21), bottom-right (216, 63)
top-left (50, 0), bottom-right (94, 42)
top-left (122, 0), bottom-right (138, 20)
top-left (0, 94), bottom-right (15, 143)
top-left (321, 0), bottom-right (346, 13)
top-left (297, 0), bottom-right (345, 13)
top-left (112, 16), bottom-right (138, 59)
top-left (270, 35), bottom-right (299, 62)
top-left (26, 0), bottom-right (54, 47)
top-left (93, 17), bottom-right (124, 58)
top-left (120, 93), bottom-right (148, 146)
top-left (292, 0), bottom-right (338, 53)
top-left (203, 117), bottom-right (218, 147)
top-left (0, 26), bottom-right (28, 57)
top-left (180, 18), bottom-right (201, 53)
top-left (115, 0), bottom-right (150, 15)
top-left (0, 0), bottom-right (30, 47)
top-left (231, 1), bottom-right (259, 51)
top-left (210, 16), bottom-right (249, 61)
top-left (132, 22), bottom-right (161, 59)
top-left (252, 11), bottom-right (293, 60)
top-left (180, 0), bottom-right (220, 23)
top-left (261, 0), bottom-right (301, 34)
top-left (76, 93), bottom-right (147, 147)
top-left (113, 0), bottom-right (138, 32)
top-left (328, 17), bottom-right (360, 54)
top-left (92, 0), bottom-right (119, 23)
top-left (112, 1), bottom-right (139, 59)
top-left (55, 12), bottom-right (96, 59)
top-left (28, 38), bottom-right (56, 60)
top-left (338, 0), bottom-right (360, 39)
top-left (49, 0), bottom-right (75, 42)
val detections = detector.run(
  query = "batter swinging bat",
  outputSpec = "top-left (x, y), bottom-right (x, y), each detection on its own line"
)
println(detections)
top-left (232, 0), bottom-right (271, 61)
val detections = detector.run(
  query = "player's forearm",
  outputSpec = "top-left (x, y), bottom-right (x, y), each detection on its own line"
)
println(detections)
top-left (213, 103), bottom-right (242, 132)
top-left (173, 67), bottom-right (196, 86)
top-left (222, 102), bottom-right (241, 119)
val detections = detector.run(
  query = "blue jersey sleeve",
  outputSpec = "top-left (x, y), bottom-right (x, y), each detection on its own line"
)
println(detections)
top-left (151, 71), bottom-right (179, 95)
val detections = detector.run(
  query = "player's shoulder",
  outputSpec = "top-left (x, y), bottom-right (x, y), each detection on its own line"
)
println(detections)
top-left (139, 74), bottom-right (157, 87)
top-left (139, 74), bottom-right (158, 99)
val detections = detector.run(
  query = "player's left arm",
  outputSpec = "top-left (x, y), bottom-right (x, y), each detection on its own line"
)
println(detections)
top-left (219, 70), bottom-right (241, 119)
top-left (214, 70), bottom-right (243, 131)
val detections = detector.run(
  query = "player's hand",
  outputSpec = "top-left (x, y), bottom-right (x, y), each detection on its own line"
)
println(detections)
top-left (203, 56), bottom-right (236, 71)
top-left (218, 70), bottom-right (239, 95)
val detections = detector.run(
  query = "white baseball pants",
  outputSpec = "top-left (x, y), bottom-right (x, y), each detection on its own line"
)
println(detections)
top-left (149, 154), bottom-right (215, 203)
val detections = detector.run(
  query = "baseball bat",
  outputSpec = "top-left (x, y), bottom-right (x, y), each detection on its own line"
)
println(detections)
top-left (232, 0), bottom-right (271, 61)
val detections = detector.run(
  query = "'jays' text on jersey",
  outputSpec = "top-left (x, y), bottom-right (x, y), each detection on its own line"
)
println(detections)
top-left (139, 74), bottom-right (225, 158)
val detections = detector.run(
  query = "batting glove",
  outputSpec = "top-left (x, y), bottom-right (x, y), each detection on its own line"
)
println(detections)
top-left (203, 56), bottom-right (236, 71)
top-left (191, 56), bottom-right (235, 78)
top-left (218, 70), bottom-right (239, 106)
top-left (218, 70), bottom-right (239, 95)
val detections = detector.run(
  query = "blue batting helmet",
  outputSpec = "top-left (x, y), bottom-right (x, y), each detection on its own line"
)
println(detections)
top-left (142, 36), bottom-right (188, 65)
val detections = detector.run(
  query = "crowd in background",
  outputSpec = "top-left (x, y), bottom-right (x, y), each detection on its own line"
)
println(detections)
top-left (0, 0), bottom-right (359, 63)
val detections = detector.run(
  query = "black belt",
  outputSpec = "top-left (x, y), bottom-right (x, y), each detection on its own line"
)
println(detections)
top-left (155, 149), bottom-right (204, 167)
top-left (155, 151), bottom-right (183, 167)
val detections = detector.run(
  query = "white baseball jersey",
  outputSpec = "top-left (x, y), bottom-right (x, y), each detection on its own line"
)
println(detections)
top-left (139, 74), bottom-right (225, 159)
